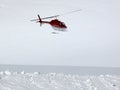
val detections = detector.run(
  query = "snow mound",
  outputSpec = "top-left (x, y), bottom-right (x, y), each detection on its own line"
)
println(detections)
top-left (0, 71), bottom-right (120, 90)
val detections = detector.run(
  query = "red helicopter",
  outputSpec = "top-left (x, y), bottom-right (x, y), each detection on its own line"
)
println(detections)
top-left (31, 9), bottom-right (82, 31)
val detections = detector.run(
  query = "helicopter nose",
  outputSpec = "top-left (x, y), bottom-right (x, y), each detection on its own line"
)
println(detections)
top-left (64, 25), bottom-right (67, 28)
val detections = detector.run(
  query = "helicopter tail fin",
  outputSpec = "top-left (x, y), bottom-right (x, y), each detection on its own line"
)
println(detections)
top-left (38, 14), bottom-right (42, 26)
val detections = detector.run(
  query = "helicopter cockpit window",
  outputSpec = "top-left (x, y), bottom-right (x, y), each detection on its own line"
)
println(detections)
top-left (62, 22), bottom-right (65, 25)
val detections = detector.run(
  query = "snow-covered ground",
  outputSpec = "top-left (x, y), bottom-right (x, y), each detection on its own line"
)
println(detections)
top-left (0, 65), bottom-right (120, 90)
top-left (0, 71), bottom-right (120, 90)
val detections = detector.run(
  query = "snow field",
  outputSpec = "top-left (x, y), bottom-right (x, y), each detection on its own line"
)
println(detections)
top-left (0, 71), bottom-right (120, 90)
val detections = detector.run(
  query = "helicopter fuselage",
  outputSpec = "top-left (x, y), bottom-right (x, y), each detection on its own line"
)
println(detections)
top-left (40, 19), bottom-right (67, 30)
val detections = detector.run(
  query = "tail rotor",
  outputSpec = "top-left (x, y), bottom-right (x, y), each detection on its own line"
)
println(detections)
top-left (30, 14), bottom-right (42, 26)
top-left (37, 14), bottom-right (42, 26)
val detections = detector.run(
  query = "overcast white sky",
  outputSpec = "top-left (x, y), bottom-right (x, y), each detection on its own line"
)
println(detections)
top-left (0, 0), bottom-right (120, 67)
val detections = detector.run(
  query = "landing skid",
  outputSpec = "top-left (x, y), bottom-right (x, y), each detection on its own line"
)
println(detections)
top-left (51, 32), bottom-right (59, 34)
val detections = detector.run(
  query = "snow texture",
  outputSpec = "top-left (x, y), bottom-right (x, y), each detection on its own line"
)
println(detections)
top-left (0, 71), bottom-right (120, 90)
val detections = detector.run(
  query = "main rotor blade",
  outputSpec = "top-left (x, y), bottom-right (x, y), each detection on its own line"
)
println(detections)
top-left (59, 9), bottom-right (82, 16)
top-left (30, 19), bottom-right (39, 21)
top-left (41, 15), bottom-right (59, 20)
top-left (41, 9), bottom-right (82, 19)
top-left (30, 9), bottom-right (82, 21)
